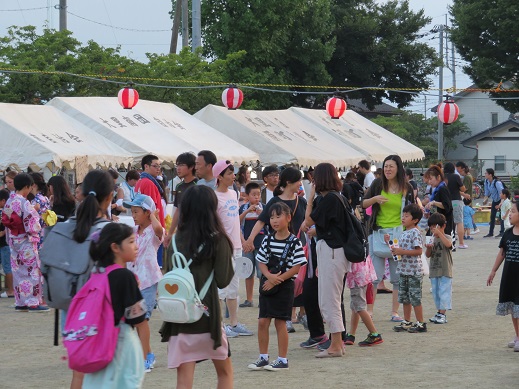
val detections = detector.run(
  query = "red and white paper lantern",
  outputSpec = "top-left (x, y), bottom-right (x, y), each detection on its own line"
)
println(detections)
top-left (118, 86), bottom-right (139, 109)
top-left (437, 99), bottom-right (459, 125)
top-left (222, 87), bottom-right (243, 110)
top-left (326, 96), bottom-right (347, 119)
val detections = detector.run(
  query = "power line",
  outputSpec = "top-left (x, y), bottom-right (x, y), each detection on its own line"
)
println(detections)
top-left (66, 10), bottom-right (170, 32)
top-left (0, 6), bottom-right (49, 12)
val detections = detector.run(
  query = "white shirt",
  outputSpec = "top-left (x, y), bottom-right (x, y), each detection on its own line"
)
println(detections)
top-left (364, 171), bottom-right (375, 189)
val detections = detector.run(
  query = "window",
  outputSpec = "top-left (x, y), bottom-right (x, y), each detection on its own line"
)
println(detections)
top-left (495, 155), bottom-right (505, 172)
top-left (491, 112), bottom-right (498, 127)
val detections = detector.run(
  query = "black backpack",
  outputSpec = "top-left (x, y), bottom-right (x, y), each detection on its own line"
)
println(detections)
top-left (341, 181), bottom-right (364, 208)
top-left (332, 192), bottom-right (368, 263)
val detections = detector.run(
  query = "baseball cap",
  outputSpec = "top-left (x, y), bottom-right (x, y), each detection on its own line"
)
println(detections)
top-left (123, 193), bottom-right (156, 212)
top-left (212, 160), bottom-right (233, 178)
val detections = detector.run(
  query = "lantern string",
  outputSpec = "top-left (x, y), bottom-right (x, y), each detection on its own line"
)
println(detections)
top-left (1, 67), bottom-right (519, 99)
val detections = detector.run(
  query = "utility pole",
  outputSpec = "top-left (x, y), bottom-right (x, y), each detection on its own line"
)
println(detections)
top-left (192, 0), bottom-right (201, 52)
top-left (182, 0), bottom-right (189, 48)
top-left (170, 0), bottom-right (182, 54)
top-left (58, 0), bottom-right (67, 31)
top-left (437, 24), bottom-right (444, 161)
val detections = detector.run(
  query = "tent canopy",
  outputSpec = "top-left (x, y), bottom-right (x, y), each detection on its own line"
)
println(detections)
top-left (49, 97), bottom-right (258, 165)
top-left (291, 108), bottom-right (424, 162)
top-left (0, 103), bottom-right (132, 170)
top-left (195, 105), bottom-right (368, 168)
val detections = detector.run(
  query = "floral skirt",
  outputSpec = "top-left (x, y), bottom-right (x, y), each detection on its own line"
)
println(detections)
top-left (496, 302), bottom-right (519, 318)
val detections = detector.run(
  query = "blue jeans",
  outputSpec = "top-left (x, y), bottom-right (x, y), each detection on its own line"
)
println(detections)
top-left (368, 234), bottom-right (399, 288)
top-left (0, 246), bottom-right (11, 274)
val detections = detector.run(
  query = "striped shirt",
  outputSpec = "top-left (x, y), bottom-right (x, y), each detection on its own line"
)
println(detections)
top-left (256, 234), bottom-right (307, 279)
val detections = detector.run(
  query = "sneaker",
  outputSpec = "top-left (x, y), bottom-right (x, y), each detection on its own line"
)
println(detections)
top-left (224, 325), bottom-right (239, 338)
top-left (300, 335), bottom-right (329, 349)
top-left (28, 305), bottom-right (50, 312)
top-left (344, 333), bottom-right (356, 345)
top-left (358, 333), bottom-right (383, 347)
top-left (429, 313), bottom-right (440, 323)
top-left (286, 321), bottom-right (296, 333)
top-left (146, 352), bottom-right (156, 369)
top-left (495, 233), bottom-right (504, 238)
top-left (232, 323), bottom-right (254, 336)
top-left (483, 234), bottom-right (493, 238)
top-left (473, 228), bottom-right (480, 234)
top-left (239, 300), bottom-right (253, 308)
top-left (300, 315), bottom-right (309, 330)
top-left (458, 244), bottom-right (469, 249)
top-left (507, 337), bottom-right (519, 348)
top-left (514, 342), bottom-right (519, 352)
top-left (434, 313), bottom-right (447, 324)
top-left (15, 305), bottom-right (28, 312)
top-left (144, 359), bottom-right (152, 373)
top-left (264, 358), bottom-right (289, 371)
top-left (317, 338), bottom-right (331, 351)
top-left (393, 320), bottom-right (413, 332)
top-left (247, 357), bottom-right (269, 370)
top-left (407, 321), bottom-right (428, 333)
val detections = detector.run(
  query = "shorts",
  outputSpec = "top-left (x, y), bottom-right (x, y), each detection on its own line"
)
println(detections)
top-left (243, 249), bottom-right (261, 279)
top-left (0, 246), bottom-right (11, 274)
top-left (349, 285), bottom-right (368, 312)
top-left (141, 284), bottom-right (158, 319)
top-left (218, 249), bottom-right (242, 300)
top-left (452, 200), bottom-right (463, 224)
top-left (398, 274), bottom-right (423, 306)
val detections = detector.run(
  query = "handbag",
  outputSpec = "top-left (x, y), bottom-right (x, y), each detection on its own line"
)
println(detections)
top-left (259, 234), bottom-right (296, 296)
top-left (372, 226), bottom-right (403, 258)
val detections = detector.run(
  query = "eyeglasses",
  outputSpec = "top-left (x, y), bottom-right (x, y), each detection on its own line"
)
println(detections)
top-left (149, 164), bottom-right (161, 169)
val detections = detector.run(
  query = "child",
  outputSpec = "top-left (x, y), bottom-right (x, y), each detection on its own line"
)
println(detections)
top-left (123, 194), bottom-right (164, 373)
top-left (500, 189), bottom-right (512, 230)
top-left (83, 223), bottom-right (148, 388)
top-left (0, 189), bottom-right (14, 298)
top-left (345, 255), bottom-right (383, 346)
top-left (239, 182), bottom-right (265, 308)
top-left (248, 202), bottom-right (307, 371)
top-left (388, 203), bottom-right (426, 333)
top-left (463, 198), bottom-right (476, 241)
top-left (487, 199), bottom-right (519, 351)
top-left (425, 213), bottom-right (453, 324)
top-left (213, 160), bottom-right (253, 337)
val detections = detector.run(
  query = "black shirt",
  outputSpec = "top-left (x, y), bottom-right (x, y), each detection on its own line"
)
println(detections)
top-left (310, 192), bottom-right (348, 249)
top-left (52, 201), bottom-right (76, 222)
top-left (445, 173), bottom-right (463, 201)
top-left (259, 196), bottom-right (307, 235)
top-left (174, 179), bottom-right (197, 208)
top-left (108, 268), bottom-right (146, 326)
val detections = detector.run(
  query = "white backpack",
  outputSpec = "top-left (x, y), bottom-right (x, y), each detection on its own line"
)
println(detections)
top-left (157, 236), bottom-right (214, 323)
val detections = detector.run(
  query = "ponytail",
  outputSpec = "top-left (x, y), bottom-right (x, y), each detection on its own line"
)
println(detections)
top-left (273, 167), bottom-right (302, 197)
top-left (74, 170), bottom-right (114, 243)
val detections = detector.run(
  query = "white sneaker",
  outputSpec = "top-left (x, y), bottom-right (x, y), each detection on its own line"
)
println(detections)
top-left (458, 244), bottom-right (469, 249)
top-left (224, 325), bottom-right (239, 338)
top-left (508, 337), bottom-right (519, 348)
top-left (231, 322), bottom-right (254, 336)
top-left (434, 313), bottom-right (447, 324)
top-left (514, 341), bottom-right (519, 352)
top-left (472, 228), bottom-right (480, 234)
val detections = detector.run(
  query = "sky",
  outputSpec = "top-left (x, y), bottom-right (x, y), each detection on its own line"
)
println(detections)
top-left (0, 0), bottom-right (472, 115)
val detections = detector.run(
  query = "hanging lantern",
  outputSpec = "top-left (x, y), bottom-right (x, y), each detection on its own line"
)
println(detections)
top-left (437, 97), bottom-right (459, 125)
top-left (222, 85), bottom-right (243, 110)
top-left (118, 83), bottom-right (139, 109)
top-left (326, 96), bottom-right (347, 119)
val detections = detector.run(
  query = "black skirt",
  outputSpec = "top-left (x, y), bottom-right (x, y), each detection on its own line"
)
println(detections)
top-left (259, 280), bottom-right (294, 320)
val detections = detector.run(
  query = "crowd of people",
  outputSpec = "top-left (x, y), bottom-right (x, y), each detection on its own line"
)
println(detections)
top-left (1, 152), bottom-right (518, 389)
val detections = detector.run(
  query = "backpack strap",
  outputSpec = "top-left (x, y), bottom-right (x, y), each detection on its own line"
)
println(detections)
top-left (172, 235), bottom-right (214, 300)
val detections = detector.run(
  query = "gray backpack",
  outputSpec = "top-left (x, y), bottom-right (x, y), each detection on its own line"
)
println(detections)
top-left (40, 218), bottom-right (110, 310)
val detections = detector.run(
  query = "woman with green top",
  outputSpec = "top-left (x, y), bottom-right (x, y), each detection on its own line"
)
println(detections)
top-left (362, 155), bottom-right (415, 322)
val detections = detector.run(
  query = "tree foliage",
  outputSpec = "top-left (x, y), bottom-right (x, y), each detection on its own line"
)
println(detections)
top-left (371, 112), bottom-right (470, 165)
top-left (450, 0), bottom-right (519, 112)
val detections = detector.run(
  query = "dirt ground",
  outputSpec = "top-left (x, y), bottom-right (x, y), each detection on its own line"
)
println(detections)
top-left (1, 224), bottom-right (518, 389)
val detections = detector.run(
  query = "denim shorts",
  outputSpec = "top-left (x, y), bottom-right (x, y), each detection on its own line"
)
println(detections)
top-left (0, 246), bottom-right (11, 274)
top-left (398, 274), bottom-right (423, 306)
top-left (141, 283), bottom-right (158, 320)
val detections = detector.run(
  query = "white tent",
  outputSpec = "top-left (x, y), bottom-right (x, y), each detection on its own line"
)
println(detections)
top-left (0, 103), bottom-right (132, 170)
top-left (49, 97), bottom-right (259, 164)
top-left (195, 105), bottom-right (367, 168)
top-left (291, 107), bottom-right (425, 162)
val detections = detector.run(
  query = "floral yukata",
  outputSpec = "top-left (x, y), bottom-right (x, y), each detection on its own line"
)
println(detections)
top-left (31, 192), bottom-right (50, 249)
top-left (2, 193), bottom-right (42, 307)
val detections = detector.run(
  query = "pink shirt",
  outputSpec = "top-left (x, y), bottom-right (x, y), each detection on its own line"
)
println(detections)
top-left (215, 190), bottom-right (242, 250)
top-left (128, 224), bottom-right (164, 290)
top-left (346, 255), bottom-right (377, 288)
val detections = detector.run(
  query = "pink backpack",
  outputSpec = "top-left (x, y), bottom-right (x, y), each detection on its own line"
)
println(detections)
top-left (63, 264), bottom-right (121, 373)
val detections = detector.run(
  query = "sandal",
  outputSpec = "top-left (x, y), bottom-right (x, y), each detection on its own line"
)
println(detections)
top-left (0, 291), bottom-right (14, 298)
top-left (390, 315), bottom-right (404, 322)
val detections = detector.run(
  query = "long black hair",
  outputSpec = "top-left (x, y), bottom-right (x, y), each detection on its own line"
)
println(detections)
top-left (89, 223), bottom-right (134, 268)
top-left (48, 175), bottom-right (75, 208)
top-left (273, 167), bottom-right (302, 196)
top-left (74, 170), bottom-right (114, 243)
top-left (176, 185), bottom-right (232, 261)
top-left (29, 172), bottom-right (48, 197)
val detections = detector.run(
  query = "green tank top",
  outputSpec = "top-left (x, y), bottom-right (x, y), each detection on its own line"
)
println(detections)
top-left (376, 190), bottom-right (403, 228)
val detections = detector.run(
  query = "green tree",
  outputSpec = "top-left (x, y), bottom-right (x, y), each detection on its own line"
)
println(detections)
top-left (201, 0), bottom-right (336, 108)
top-left (328, 0), bottom-right (440, 109)
top-left (371, 112), bottom-right (470, 165)
top-left (450, 0), bottom-right (519, 112)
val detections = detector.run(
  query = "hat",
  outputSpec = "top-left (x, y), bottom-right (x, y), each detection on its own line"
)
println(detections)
top-left (123, 193), bottom-right (156, 212)
top-left (212, 160), bottom-right (233, 179)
